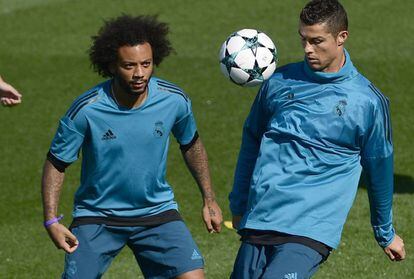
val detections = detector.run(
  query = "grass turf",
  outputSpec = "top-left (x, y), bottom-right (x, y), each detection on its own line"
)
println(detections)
top-left (0, 0), bottom-right (413, 278)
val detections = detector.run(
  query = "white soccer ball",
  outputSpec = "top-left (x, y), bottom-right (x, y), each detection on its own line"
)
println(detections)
top-left (219, 29), bottom-right (278, 87)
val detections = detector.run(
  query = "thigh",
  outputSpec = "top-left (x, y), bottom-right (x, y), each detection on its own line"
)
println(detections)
top-left (128, 221), bottom-right (204, 279)
top-left (62, 224), bottom-right (128, 279)
top-left (231, 242), bottom-right (269, 279)
top-left (262, 243), bottom-right (323, 279)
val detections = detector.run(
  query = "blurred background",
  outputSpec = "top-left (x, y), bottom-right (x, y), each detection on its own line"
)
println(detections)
top-left (0, 0), bottom-right (412, 278)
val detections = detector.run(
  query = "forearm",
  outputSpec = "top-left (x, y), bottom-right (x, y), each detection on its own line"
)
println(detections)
top-left (41, 159), bottom-right (65, 221)
top-left (362, 154), bottom-right (395, 247)
top-left (182, 137), bottom-right (216, 202)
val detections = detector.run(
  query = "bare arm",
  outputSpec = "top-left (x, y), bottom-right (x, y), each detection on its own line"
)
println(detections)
top-left (42, 160), bottom-right (65, 221)
top-left (182, 137), bottom-right (222, 233)
top-left (41, 159), bottom-right (78, 253)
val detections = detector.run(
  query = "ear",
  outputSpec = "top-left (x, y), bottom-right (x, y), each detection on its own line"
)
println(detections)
top-left (337, 30), bottom-right (348, 46)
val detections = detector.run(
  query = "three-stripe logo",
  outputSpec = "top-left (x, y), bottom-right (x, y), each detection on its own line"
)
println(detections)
top-left (102, 129), bottom-right (116, 140)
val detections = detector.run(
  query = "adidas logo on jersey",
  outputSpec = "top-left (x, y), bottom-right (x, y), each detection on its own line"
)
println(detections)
top-left (191, 249), bottom-right (202, 260)
top-left (102, 129), bottom-right (116, 140)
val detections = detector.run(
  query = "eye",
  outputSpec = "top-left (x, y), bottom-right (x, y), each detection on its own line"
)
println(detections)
top-left (142, 61), bottom-right (151, 67)
top-left (311, 39), bottom-right (323, 45)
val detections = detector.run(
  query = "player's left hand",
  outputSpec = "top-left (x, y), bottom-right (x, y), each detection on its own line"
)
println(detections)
top-left (202, 199), bottom-right (222, 233)
top-left (383, 234), bottom-right (406, 261)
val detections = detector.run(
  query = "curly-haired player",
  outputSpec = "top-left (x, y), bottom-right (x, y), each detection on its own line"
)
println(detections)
top-left (41, 15), bottom-right (222, 279)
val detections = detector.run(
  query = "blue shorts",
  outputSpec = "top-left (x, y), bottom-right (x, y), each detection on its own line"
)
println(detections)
top-left (231, 242), bottom-right (323, 279)
top-left (62, 221), bottom-right (204, 279)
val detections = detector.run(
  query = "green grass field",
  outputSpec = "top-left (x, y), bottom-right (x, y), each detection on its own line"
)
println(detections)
top-left (1, 0), bottom-right (413, 278)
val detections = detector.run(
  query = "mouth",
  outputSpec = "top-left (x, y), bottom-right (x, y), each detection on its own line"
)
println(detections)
top-left (130, 80), bottom-right (146, 90)
top-left (307, 57), bottom-right (318, 63)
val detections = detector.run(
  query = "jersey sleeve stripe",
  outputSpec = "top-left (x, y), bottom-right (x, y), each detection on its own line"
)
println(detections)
top-left (65, 90), bottom-right (98, 117)
top-left (156, 80), bottom-right (185, 92)
top-left (158, 84), bottom-right (184, 94)
top-left (156, 80), bottom-right (184, 92)
top-left (156, 81), bottom-right (189, 102)
top-left (67, 92), bottom-right (99, 120)
top-left (369, 84), bottom-right (392, 143)
top-left (156, 79), bottom-right (181, 89)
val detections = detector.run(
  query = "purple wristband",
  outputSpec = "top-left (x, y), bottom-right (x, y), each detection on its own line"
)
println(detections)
top-left (44, 214), bottom-right (64, 228)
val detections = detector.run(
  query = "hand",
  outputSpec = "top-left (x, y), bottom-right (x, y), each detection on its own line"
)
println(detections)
top-left (383, 234), bottom-right (405, 261)
top-left (202, 199), bottom-right (222, 233)
top-left (232, 215), bottom-right (242, 230)
top-left (46, 223), bottom-right (79, 253)
top-left (0, 77), bottom-right (22, 106)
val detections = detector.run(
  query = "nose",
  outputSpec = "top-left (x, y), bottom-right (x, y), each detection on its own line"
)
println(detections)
top-left (132, 66), bottom-right (144, 79)
top-left (304, 41), bottom-right (313, 55)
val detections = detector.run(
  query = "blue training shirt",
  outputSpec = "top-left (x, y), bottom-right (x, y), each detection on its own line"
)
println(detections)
top-left (229, 50), bottom-right (394, 249)
top-left (49, 77), bottom-right (198, 218)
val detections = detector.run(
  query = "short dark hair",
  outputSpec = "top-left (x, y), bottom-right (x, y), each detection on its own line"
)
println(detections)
top-left (89, 15), bottom-right (173, 78)
top-left (300, 0), bottom-right (348, 35)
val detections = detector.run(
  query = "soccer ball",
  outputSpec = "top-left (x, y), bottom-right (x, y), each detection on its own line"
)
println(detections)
top-left (219, 29), bottom-right (278, 87)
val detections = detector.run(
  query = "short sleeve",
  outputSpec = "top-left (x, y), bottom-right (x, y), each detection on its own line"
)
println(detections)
top-left (171, 98), bottom-right (198, 147)
top-left (49, 113), bottom-right (87, 165)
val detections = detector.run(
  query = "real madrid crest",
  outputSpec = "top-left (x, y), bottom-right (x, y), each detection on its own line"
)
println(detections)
top-left (153, 121), bottom-right (165, 138)
top-left (334, 100), bottom-right (347, 116)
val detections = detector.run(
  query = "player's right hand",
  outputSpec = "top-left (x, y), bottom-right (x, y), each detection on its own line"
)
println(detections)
top-left (383, 234), bottom-right (405, 261)
top-left (46, 223), bottom-right (79, 253)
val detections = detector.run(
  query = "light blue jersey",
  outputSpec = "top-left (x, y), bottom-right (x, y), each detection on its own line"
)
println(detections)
top-left (49, 77), bottom-right (198, 218)
top-left (230, 50), bottom-right (394, 249)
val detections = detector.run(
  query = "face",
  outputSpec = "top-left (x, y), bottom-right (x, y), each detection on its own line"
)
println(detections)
top-left (111, 43), bottom-right (154, 96)
top-left (299, 22), bottom-right (348, 72)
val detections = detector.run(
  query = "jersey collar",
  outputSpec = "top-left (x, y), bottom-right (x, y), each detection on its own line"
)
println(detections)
top-left (303, 49), bottom-right (358, 83)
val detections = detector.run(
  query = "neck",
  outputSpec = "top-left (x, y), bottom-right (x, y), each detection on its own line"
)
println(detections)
top-left (112, 79), bottom-right (148, 109)
top-left (323, 50), bottom-right (346, 73)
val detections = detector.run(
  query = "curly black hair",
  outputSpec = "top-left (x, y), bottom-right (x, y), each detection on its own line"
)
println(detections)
top-left (89, 14), bottom-right (173, 78)
top-left (300, 0), bottom-right (348, 35)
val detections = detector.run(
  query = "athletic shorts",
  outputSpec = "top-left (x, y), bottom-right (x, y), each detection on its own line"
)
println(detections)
top-left (61, 220), bottom-right (204, 279)
top-left (231, 242), bottom-right (323, 279)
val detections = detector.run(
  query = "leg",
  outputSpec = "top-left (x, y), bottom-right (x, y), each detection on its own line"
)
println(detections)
top-left (61, 224), bottom-right (127, 279)
top-left (261, 243), bottom-right (323, 279)
top-left (231, 242), bottom-right (269, 279)
top-left (127, 221), bottom-right (204, 279)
